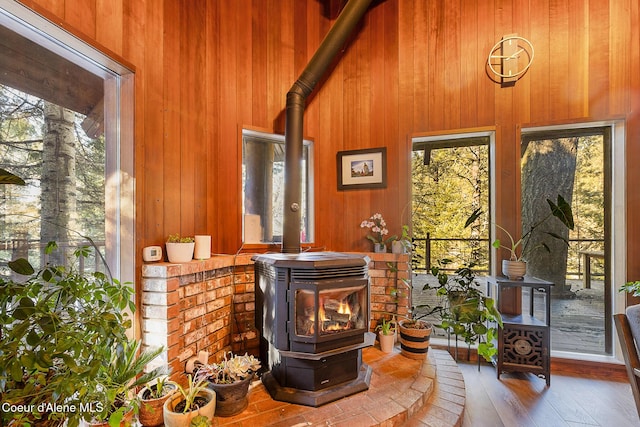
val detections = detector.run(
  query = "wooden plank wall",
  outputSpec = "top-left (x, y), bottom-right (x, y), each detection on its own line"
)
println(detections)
top-left (18, 0), bottom-right (640, 286)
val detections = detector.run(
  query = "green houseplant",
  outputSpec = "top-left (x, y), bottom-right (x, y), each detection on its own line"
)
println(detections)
top-left (163, 375), bottom-right (216, 427)
top-left (194, 352), bottom-right (260, 417)
top-left (138, 376), bottom-right (179, 427)
top-left (375, 317), bottom-right (396, 353)
top-left (0, 243), bottom-right (164, 427)
top-left (427, 259), bottom-right (503, 363)
top-left (467, 194), bottom-right (574, 280)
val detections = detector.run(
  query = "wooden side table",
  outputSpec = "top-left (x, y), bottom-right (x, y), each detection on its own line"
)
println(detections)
top-left (487, 276), bottom-right (554, 386)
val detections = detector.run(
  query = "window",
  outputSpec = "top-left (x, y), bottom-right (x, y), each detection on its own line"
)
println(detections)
top-left (242, 129), bottom-right (314, 244)
top-left (0, 4), bottom-right (134, 282)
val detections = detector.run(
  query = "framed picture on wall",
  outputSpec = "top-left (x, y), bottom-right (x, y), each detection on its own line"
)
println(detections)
top-left (337, 147), bottom-right (387, 190)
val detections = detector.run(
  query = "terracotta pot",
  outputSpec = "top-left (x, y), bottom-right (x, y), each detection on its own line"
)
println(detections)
top-left (398, 319), bottom-right (432, 360)
top-left (163, 388), bottom-right (216, 427)
top-left (502, 260), bottom-right (526, 280)
top-left (207, 374), bottom-right (253, 417)
top-left (137, 382), bottom-right (178, 426)
top-left (379, 331), bottom-right (395, 353)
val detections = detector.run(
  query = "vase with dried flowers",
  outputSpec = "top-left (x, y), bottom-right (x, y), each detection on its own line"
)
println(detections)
top-left (360, 213), bottom-right (396, 253)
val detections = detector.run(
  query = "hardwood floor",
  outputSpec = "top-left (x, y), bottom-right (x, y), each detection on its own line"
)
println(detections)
top-left (458, 361), bottom-right (639, 427)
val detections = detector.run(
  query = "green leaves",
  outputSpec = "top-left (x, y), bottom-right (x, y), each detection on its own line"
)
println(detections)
top-left (8, 258), bottom-right (35, 276)
top-left (547, 194), bottom-right (575, 230)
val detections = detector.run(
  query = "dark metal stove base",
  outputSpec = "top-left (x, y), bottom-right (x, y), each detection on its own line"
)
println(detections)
top-left (261, 362), bottom-right (372, 407)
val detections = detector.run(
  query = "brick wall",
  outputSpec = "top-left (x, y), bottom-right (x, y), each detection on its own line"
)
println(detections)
top-left (367, 252), bottom-right (411, 331)
top-left (141, 252), bottom-right (411, 377)
top-left (141, 255), bottom-right (257, 377)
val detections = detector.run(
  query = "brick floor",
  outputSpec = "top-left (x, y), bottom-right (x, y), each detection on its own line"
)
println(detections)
top-left (212, 346), bottom-right (464, 427)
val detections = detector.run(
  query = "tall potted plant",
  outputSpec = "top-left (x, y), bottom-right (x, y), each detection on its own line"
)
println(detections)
top-left (467, 194), bottom-right (574, 280)
top-left (427, 259), bottom-right (503, 362)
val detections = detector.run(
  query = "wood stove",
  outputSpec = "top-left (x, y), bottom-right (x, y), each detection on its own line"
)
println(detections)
top-left (254, 252), bottom-right (373, 406)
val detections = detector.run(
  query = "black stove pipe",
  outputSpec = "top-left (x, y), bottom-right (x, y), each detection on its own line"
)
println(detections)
top-left (282, 0), bottom-right (374, 253)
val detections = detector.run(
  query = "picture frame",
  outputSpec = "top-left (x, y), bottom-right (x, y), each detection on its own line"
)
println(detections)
top-left (337, 147), bottom-right (387, 190)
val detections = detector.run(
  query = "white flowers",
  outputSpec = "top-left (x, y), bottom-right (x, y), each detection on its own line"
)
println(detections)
top-left (360, 213), bottom-right (390, 244)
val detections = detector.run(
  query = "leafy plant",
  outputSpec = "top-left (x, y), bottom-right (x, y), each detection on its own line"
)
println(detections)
top-left (145, 376), bottom-right (174, 400)
top-left (375, 317), bottom-right (395, 335)
top-left (467, 194), bottom-right (575, 262)
top-left (190, 415), bottom-right (212, 427)
top-left (619, 281), bottom-right (640, 297)
top-left (195, 352), bottom-right (261, 385)
top-left (167, 233), bottom-right (195, 243)
top-left (426, 259), bottom-right (503, 361)
top-left (172, 375), bottom-right (209, 413)
top-left (0, 243), bottom-right (163, 427)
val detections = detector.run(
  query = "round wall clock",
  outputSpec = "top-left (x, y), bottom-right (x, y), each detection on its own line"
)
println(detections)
top-left (487, 34), bottom-right (534, 83)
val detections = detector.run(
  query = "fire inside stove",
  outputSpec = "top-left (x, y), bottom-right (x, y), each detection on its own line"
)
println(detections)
top-left (296, 286), bottom-right (366, 336)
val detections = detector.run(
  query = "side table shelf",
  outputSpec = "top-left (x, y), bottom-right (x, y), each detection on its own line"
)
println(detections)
top-left (487, 276), bottom-right (554, 386)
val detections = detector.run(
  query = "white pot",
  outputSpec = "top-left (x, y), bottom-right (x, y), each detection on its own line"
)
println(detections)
top-left (166, 242), bottom-right (195, 263)
top-left (163, 388), bottom-right (216, 427)
top-left (391, 240), bottom-right (404, 254)
top-left (502, 259), bottom-right (527, 280)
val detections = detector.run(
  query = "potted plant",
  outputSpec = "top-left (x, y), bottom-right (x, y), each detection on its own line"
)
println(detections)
top-left (375, 317), bottom-right (396, 353)
top-left (194, 352), bottom-right (261, 417)
top-left (427, 259), bottom-right (503, 363)
top-left (163, 375), bottom-right (216, 427)
top-left (391, 224), bottom-right (411, 254)
top-left (360, 213), bottom-right (397, 253)
top-left (166, 234), bottom-right (195, 263)
top-left (0, 243), bottom-right (162, 427)
top-left (467, 194), bottom-right (574, 280)
top-left (86, 340), bottom-right (166, 426)
top-left (138, 376), bottom-right (179, 427)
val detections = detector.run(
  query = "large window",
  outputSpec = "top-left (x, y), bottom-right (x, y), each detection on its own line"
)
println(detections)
top-left (242, 129), bottom-right (314, 245)
top-left (0, 3), bottom-right (134, 282)
top-left (521, 125), bottom-right (614, 356)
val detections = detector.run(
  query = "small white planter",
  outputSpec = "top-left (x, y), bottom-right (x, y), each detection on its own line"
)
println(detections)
top-left (502, 260), bottom-right (527, 280)
top-left (166, 242), bottom-right (195, 263)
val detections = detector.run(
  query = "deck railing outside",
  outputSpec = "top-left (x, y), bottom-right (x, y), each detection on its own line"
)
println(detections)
top-left (0, 239), bottom-right (106, 277)
top-left (412, 234), bottom-right (605, 280)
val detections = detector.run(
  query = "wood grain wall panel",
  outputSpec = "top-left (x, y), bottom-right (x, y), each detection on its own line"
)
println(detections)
top-left (476, 1), bottom-right (496, 127)
top-left (95, 0), bottom-right (122, 53)
top-left (251, 0), bottom-right (266, 126)
top-left (548, 0), bottom-right (569, 120)
top-left (162, 1), bottom-right (181, 238)
top-left (589, 0), bottom-right (610, 118)
top-left (608, 0), bottom-right (631, 115)
top-left (567, 0), bottom-right (589, 119)
top-left (18, 0), bottom-right (640, 280)
top-left (64, 0), bottom-right (95, 39)
top-left (216, 0), bottom-right (241, 252)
